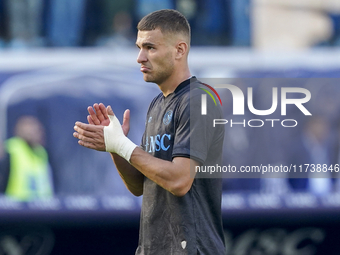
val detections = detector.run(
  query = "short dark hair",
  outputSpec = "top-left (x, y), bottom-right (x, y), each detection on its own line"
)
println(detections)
top-left (137, 9), bottom-right (190, 40)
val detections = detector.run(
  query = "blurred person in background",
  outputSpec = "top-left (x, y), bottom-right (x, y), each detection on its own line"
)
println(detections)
top-left (135, 0), bottom-right (175, 20)
top-left (0, 116), bottom-right (54, 201)
top-left (252, 0), bottom-right (340, 50)
top-left (288, 116), bottom-right (333, 195)
top-left (96, 11), bottom-right (135, 48)
top-left (0, 0), bottom-right (6, 47)
top-left (6, 0), bottom-right (44, 48)
top-left (330, 13), bottom-right (340, 45)
top-left (83, 0), bottom-right (134, 46)
top-left (46, 0), bottom-right (86, 47)
top-left (332, 120), bottom-right (340, 192)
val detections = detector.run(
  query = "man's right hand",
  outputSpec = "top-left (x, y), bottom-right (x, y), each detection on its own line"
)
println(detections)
top-left (87, 103), bottom-right (130, 136)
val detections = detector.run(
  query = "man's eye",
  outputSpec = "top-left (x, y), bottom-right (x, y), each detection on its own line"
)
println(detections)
top-left (148, 46), bottom-right (155, 50)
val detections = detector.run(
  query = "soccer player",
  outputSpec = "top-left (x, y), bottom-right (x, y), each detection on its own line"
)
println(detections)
top-left (73, 9), bottom-right (226, 254)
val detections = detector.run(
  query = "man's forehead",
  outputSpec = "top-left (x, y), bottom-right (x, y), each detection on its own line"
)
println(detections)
top-left (136, 29), bottom-right (165, 45)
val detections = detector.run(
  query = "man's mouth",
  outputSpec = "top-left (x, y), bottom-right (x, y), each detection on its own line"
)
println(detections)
top-left (140, 66), bottom-right (150, 73)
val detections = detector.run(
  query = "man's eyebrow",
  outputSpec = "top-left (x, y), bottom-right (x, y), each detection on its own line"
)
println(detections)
top-left (136, 42), bottom-right (156, 48)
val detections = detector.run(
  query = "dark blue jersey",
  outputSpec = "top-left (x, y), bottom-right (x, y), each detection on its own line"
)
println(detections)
top-left (136, 77), bottom-right (226, 255)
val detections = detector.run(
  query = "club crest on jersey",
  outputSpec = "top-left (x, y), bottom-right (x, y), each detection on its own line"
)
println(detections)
top-left (163, 110), bottom-right (173, 125)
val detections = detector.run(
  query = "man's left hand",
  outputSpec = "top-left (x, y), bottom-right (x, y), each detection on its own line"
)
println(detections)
top-left (73, 122), bottom-right (106, 151)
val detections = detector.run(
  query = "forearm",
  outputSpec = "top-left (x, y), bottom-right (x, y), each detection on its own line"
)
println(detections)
top-left (102, 115), bottom-right (193, 196)
top-left (129, 147), bottom-right (194, 197)
top-left (110, 152), bottom-right (144, 196)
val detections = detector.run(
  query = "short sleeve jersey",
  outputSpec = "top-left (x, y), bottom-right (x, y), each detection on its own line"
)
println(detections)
top-left (136, 77), bottom-right (226, 255)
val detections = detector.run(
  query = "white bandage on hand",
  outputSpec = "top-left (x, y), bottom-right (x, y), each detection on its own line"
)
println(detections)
top-left (103, 115), bottom-right (137, 162)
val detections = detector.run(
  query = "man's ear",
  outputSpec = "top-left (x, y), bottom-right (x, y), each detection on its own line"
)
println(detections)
top-left (175, 41), bottom-right (189, 60)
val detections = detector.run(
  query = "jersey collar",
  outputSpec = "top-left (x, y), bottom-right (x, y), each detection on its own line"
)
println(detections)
top-left (174, 76), bottom-right (197, 94)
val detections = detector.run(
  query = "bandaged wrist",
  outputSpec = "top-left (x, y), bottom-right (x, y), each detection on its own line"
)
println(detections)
top-left (103, 115), bottom-right (137, 162)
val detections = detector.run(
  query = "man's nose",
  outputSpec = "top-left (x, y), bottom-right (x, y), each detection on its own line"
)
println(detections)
top-left (137, 49), bottom-right (147, 64)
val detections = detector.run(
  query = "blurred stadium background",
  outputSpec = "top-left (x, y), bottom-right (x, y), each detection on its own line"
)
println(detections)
top-left (1, 0), bottom-right (340, 254)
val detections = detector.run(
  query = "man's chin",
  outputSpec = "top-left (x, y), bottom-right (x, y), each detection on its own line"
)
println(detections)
top-left (143, 74), bottom-right (155, 83)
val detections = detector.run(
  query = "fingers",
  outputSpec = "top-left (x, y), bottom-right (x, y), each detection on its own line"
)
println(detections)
top-left (74, 126), bottom-right (96, 140)
top-left (94, 103), bottom-right (108, 123)
top-left (73, 122), bottom-right (106, 151)
top-left (123, 109), bottom-right (130, 124)
top-left (75, 121), bottom-right (101, 132)
top-left (74, 122), bottom-right (102, 141)
top-left (99, 103), bottom-right (108, 119)
top-left (88, 106), bottom-right (100, 125)
top-left (77, 139), bottom-right (100, 150)
top-left (87, 115), bottom-right (95, 125)
top-left (87, 103), bottom-right (109, 125)
top-left (107, 105), bottom-right (114, 116)
top-left (122, 109), bottom-right (130, 136)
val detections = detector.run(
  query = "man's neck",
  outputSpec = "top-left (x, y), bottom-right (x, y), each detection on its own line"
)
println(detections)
top-left (159, 69), bottom-right (191, 97)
